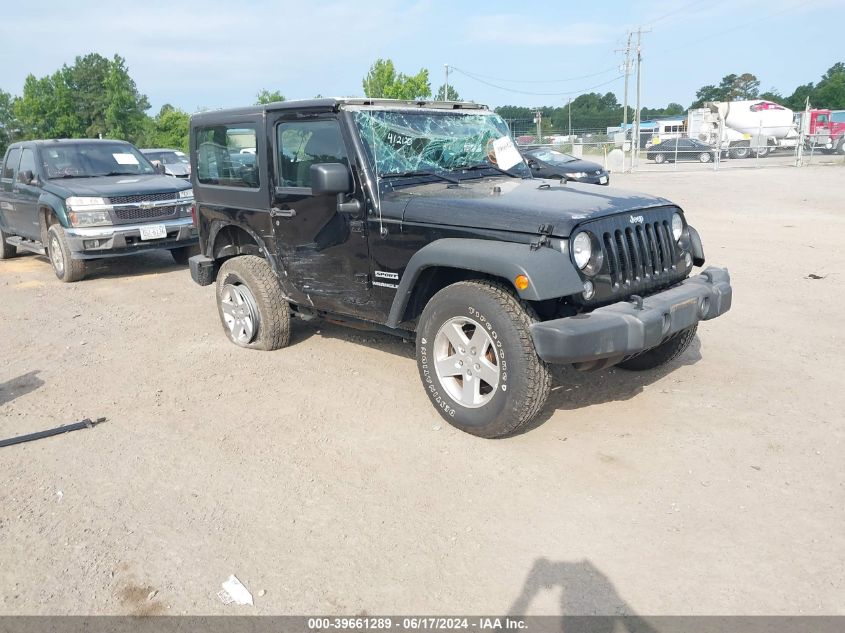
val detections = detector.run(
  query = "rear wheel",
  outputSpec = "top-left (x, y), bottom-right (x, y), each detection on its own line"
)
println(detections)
top-left (698, 152), bottom-right (712, 163)
top-left (0, 227), bottom-right (17, 259)
top-left (654, 153), bottom-right (666, 164)
top-left (416, 280), bottom-right (551, 438)
top-left (617, 325), bottom-right (697, 371)
top-left (47, 224), bottom-right (86, 282)
top-left (215, 255), bottom-right (290, 351)
top-left (730, 144), bottom-right (750, 159)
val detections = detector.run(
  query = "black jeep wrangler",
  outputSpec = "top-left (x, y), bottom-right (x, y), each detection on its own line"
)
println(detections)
top-left (188, 99), bottom-right (732, 438)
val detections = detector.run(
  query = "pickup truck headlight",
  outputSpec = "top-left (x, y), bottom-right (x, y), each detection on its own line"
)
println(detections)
top-left (572, 232), bottom-right (592, 269)
top-left (67, 210), bottom-right (112, 227)
top-left (66, 196), bottom-right (107, 208)
top-left (178, 188), bottom-right (194, 200)
top-left (672, 212), bottom-right (683, 241)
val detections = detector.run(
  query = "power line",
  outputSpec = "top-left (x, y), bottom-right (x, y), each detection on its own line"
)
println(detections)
top-left (646, 0), bottom-right (713, 26)
top-left (450, 67), bottom-right (624, 97)
top-left (443, 66), bottom-right (619, 84)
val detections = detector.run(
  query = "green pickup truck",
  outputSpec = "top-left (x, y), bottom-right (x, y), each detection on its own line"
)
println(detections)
top-left (0, 138), bottom-right (197, 281)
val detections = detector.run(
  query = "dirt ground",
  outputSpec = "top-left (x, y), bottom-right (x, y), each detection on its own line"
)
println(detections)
top-left (1, 165), bottom-right (843, 616)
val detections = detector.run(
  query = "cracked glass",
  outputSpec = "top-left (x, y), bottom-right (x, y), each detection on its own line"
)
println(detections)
top-left (352, 109), bottom-right (530, 178)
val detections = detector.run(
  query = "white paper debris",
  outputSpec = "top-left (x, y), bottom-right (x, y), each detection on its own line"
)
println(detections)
top-left (492, 136), bottom-right (523, 171)
top-left (113, 153), bottom-right (139, 165)
top-left (218, 575), bottom-right (253, 606)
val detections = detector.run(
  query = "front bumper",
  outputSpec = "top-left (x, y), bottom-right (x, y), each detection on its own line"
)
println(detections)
top-left (530, 267), bottom-right (732, 365)
top-left (65, 217), bottom-right (197, 260)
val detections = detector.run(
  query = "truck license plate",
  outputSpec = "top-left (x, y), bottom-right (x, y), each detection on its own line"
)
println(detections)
top-left (139, 224), bottom-right (167, 241)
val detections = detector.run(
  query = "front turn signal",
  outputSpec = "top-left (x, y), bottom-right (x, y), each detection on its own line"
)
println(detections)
top-left (514, 275), bottom-right (530, 291)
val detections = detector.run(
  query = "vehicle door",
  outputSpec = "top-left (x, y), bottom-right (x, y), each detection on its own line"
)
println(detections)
top-left (0, 147), bottom-right (21, 234)
top-left (269, 114), bottom-right (374, 317)
top-left (11, 147), bottom-right (42, 239)
top-left (676, 139), bottom-right (695, 160)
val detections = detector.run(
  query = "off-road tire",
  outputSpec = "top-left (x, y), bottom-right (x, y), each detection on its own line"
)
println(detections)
top-left (416, 280), bottom-right (551, 438)
top-left (215, 255), bottom-right (290, 351)
top-left (0, 227), bottom-right (17, 259)
top-left (47, 224), bottom-right (86, 282)
top-left (170, 244), bottom-right (200, 265)
top-left (617, 324), bottom-right (698, 371)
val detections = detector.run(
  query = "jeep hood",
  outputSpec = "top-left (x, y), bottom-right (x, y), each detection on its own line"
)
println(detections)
top-left (390, 178), bottom-right (674, 238)
top-left (42, 174), bottom-right (191, 199)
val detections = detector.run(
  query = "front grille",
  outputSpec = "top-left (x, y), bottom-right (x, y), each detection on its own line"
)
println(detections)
top-left (603, 220), bottom-right (676, 288)
top-left (574, 206), bottom-right (686, 306)
top-left (108, 192), bottom-right (176, 205)
top-left (113, 205), bottom-right (178, 222)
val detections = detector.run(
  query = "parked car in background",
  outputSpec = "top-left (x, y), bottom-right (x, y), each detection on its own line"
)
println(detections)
top-left (519, 146), bottom-right (609, 185)
top-left (0, 139), bottom-right (197, 282)
top-left (646, 138), bottom-right (720, 164)
top-left (140, 148), bottom-right (191, 178)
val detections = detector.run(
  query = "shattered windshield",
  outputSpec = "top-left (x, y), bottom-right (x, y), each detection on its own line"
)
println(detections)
top-left (353, 109), bottom-right (530, 178)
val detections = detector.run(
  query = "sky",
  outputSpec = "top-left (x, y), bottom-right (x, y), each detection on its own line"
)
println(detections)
top-left (0, 0), bottom-right (841, 115)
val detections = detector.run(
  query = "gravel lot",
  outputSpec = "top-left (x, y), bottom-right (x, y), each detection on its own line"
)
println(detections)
top-left (1, 165), bottom-right (843, 616)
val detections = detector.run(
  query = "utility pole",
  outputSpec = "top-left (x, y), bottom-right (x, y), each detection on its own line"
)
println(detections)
top-left (617, 32), bottom-right (633, 171)
top-left (535, 110), bottom-right (542, 143)
top-left (567, 98), bottom-right (572, 138)
top-left (633, 26), bottom-right (651, 169)
top-left (444, 64), bottom-right (450, 100)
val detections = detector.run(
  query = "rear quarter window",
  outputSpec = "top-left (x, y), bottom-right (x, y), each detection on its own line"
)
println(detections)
top-left (195, 125), bottom-right (259, 189)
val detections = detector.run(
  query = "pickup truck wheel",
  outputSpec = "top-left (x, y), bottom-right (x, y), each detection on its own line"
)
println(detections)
top-left (0, 228), bottom-right (17, 259)
top-left (47, 225), bottom-right (86, 282)
top-left (617, 325), bottom-right (697, 371)
top-left (170, 244), bottom-right (200, 265)
top-left (416, 280), bottom-right (551, 438)
top-left (215, 255), bottom-right (290, 351)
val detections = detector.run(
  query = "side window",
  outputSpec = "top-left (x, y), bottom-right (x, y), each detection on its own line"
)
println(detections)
top-left (276, 120), bottom-right (348, 189)
top-left (196, 125), bottom-right (259, 188)
top-left (18, 149), bottom-right (36, 180)
top-left (3, 148), bottom-right (21, 180)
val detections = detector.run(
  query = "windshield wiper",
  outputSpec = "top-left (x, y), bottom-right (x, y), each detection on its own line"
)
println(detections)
top-left (453, 163), bottom-right (521, 178)
top-left (99, 171), bottom-right (145, 177)
top-left (48, 174), bottom-right (97, 179)
top-left (380, 170), bottom-right (460, 184)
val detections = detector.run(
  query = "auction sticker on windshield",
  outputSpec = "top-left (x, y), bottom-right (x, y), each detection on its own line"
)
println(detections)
top-left (113, 153), bottom-right (139, 165)
top-left (139, 224), bottom-right (167, 240)
top-left (492, 136), bottom-right (523, 170)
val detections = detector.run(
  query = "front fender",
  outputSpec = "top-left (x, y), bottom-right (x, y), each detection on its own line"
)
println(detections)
top-left (386, 238), bottom-right (584, 328)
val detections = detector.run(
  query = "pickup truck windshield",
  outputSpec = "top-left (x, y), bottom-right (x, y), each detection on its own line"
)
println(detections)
top-left (353, 110), bottom-right (530, 178)
top-left (42, 143), bottom-right (155, 179)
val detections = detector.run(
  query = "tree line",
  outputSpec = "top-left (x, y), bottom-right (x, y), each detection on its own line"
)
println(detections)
top-left (1, 55), bottom-right (843, 157)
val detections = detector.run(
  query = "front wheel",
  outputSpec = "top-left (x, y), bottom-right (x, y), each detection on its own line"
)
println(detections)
top-left (698, 152), bottom-right (712, 163)
top-left (416, 280), bottom-right (551, 438)
top-left (47, 224), bottom-right (86, 282)
top-left (215, 255), bottom-right (290, 350)
top-left (654, 153), bottom-right (666, 164)
top-left (617, 325), bottom-right (697, 371)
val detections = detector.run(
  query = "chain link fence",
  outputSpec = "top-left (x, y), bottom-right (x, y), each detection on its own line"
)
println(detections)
top-left (506, 115), bottom-right (845, 175)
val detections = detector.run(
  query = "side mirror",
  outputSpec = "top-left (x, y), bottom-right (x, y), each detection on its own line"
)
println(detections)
top-left (310, 163), bottom-right (352, 195)
top-left (153, 161), bottom-right (166, 175)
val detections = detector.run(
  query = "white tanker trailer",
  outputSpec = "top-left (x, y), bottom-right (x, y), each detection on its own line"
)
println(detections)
top-left (690, 100), bottom-right (800, 158)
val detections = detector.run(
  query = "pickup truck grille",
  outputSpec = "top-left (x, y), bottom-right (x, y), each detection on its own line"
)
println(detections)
top-left (573, 206), bottom-right (686, 307)
top-left (113, 205), bottom-right (178, 222)
top-left (108, 192), bottom-right (176, 205)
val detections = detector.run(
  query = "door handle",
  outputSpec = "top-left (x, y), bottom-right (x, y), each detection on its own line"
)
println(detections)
top-left (271, 207), bottom-right (296, 218)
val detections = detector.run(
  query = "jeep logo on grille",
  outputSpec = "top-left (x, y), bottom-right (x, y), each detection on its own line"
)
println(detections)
top-left (139, 201), bottom-right (154, 210)
top-left (629, 214), bottom-right (644, 224)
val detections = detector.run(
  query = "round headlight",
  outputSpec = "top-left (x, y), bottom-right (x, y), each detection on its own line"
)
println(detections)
top-left (672, 212), bottom-right (683, 241)
top-left (572, 232), bottom-right (592, 269)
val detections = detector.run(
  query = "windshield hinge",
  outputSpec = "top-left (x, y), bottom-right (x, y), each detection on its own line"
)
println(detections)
top-left (530, 224), bottom-right (555, 251)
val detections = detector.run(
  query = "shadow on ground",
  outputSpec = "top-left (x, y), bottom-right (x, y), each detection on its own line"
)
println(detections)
top-left (27, 250), bottom-right (187, 281)
top-left (509, 558), bottom-right (659, 631)
top-left (0, 370), bottom-right (44, 407)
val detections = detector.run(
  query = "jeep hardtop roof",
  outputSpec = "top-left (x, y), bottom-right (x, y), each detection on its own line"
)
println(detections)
top-left (190, 98), bottom-right (490, 124)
